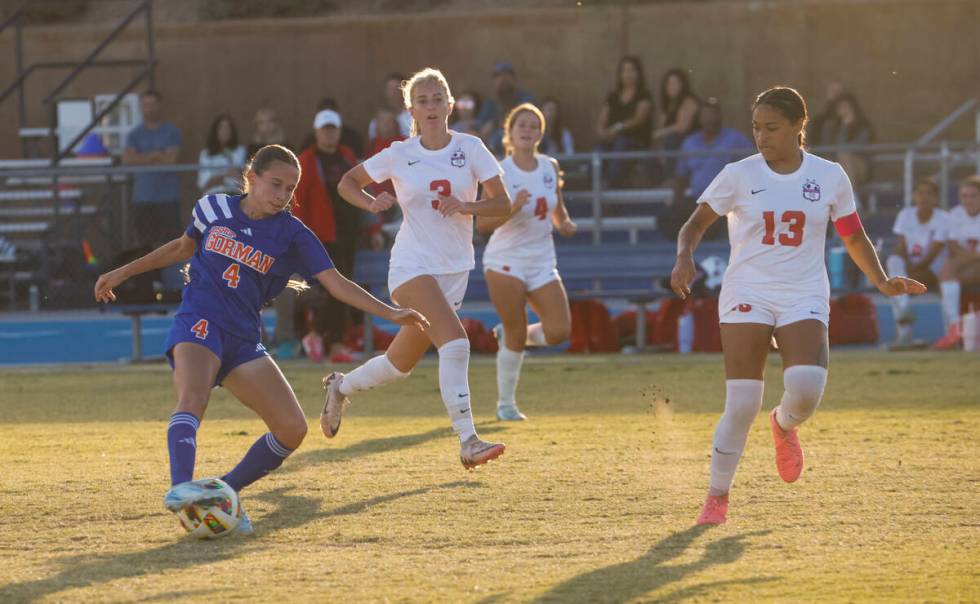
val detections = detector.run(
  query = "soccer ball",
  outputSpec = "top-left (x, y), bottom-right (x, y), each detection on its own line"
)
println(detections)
top-left (174, 478), bottom-right (241, 539)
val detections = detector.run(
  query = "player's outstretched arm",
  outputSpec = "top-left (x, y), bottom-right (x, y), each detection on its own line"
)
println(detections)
top-left (671, 204), bottom-right (720, 299)
top-left (841, 227), bottom-right (927, 297)
top-left (314, 268), bottom-right (429, 330)
top-left (94, 234), bottom-right (198, 303)
top-left (338, 165), bottom-right (395, 214)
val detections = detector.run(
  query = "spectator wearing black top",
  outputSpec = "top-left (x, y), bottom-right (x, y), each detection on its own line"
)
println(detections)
top-left (807, 81), bottom-right (844, 147)
top-left (653, 68), bottom-right (700, 174)
top-left (596, 56), bottom-right (654, 188)
top-left (540, 97), bottom-right (574, 155)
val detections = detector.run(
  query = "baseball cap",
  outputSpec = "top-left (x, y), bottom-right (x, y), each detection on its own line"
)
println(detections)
top-left (313, 109), bottom-right (342, 129)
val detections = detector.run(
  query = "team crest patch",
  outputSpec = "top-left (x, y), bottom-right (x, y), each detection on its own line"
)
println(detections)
top-left (450, 148), bottom-right (466, 168)
top-left (802, 179), bottom-right (821, 202)
top-left (543, 173), bottom-right (555, 189)
top-left (210, 226), bottom-right (237, 239)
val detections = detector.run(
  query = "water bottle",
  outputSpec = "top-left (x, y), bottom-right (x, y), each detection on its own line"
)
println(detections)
top-left (828, 247), bottom-right (846, 290)
top-left (28, 284), bottom-right (39, 312)
top-left (964, 305), bottom-right (979, 353)
top-left (678, 312), bottom-right (694, 354)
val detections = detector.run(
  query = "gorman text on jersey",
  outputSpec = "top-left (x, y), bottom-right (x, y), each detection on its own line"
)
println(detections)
top-left (204, 228), bottom-right (275, 274)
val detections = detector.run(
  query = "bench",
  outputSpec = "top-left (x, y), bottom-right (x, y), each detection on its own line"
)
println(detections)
top-left (99, 303), bottom-right (177, 361)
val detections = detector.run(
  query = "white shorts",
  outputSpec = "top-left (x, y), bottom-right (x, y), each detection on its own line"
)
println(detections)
top-left (483, 259), bottom-right (561, 292)
top-left (388, 267), bottom-right (469, 310)
top-left (719, 286), bottom-right (830, 328)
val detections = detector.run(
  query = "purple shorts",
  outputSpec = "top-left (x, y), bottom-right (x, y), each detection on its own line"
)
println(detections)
top-left (164, 313), bottom-right (268, 386)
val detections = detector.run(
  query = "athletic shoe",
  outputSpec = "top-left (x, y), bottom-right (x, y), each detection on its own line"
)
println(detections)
top-left (696, 493), bottom-right (729, 525)
top-left (459, 435), bottom-right (505, 470)
top-left (770, 408), bottom-right (804, 483)
top-left (302, 331), bottom-right (324, 363)
top-left (496, 404), bottom-right (527, 421)
top-left (932, 323), bottom-right (962, 350)
top-left (235, 505), bottom-right (254, 535)
top-left (320, 372), bottom-right (348, 438)
top-left (163, 480), bottom-right (210, 512)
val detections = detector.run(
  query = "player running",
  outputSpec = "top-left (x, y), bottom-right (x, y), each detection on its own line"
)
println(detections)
top-left (670, 87), bottom-right (925, 525)
top-left (476, 103), bottom-right (577, 421)
top-left (323, 67), bottom-right (513, 469)
top-left (94, 145), bottom-right (428, 534)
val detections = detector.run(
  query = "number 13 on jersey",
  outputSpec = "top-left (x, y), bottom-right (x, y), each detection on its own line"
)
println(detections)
top-left (762, 210), bottom-right (806, 247)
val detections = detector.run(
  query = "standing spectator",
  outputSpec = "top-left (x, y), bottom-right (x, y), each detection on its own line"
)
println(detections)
top-left (449, 90), bottom-right (481, 137)
top-left (247, 107), bottom-right (289, 158)
top-left (368, 73), bottom-right (411, 141)
top-left (828, 93), bottom-right (874, 189)
top-left (292, 109), bottom-right (364, 364)
top-left (662, 97), bottom-right (752, 239)
top-left (807, 81), bottom-right (844, 147)
top-left (197, 113), bottom-right (246, 196)
top-left (300, 97), bottom-right (365, 158)
top-left (653, 68), bottom-right (701, 175)
top-left (478, 61), bottom-right (534, 155)
top-left (540, 97), bottom-right (574, 155)
top-left (595, 56), bottom-right (654, 187)
top-left (122, 90), bottom-right (182, 247)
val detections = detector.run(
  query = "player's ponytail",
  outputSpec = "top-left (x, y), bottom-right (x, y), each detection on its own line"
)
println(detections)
top-left (753, 86), bottom-right (808, 148)
top-left (502, 103), bottom-right (547, 157)
top-left (401, 67), bottom-right (455, 137)
top-left (242, 144), bottom-right (301, 208)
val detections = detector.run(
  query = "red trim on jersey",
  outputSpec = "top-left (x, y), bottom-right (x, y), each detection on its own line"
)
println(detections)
top-left (834, 212), bottom-right (863, 237)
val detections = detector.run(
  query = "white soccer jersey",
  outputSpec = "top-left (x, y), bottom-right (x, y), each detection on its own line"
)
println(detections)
top-left (698, 152), bottom-right (857, 298)
top-left (946, 205), bottom-right (980, 253)
top-left (483, 154), bottom-right (560, 266)
top-left (363, 131), bottom-right (502, 274)
top-left (892, 206), bottom-right (948, 266)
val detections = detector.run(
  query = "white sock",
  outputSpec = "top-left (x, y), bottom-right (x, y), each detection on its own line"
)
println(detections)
top-left (708, 379), bottom-right (764, 495)
top-left (339, 354), bottom-right (409, 395)
top-left (940, 280), bottom-right (961, 331)
top-left (525, 322), bottom-right (547, 347)
top-left (886, 256), bottom-right (910, 318)
top-left (775, 365), bottom-right (827, 430)
top-left (438, 338), bottom-right (476, 442)
top-left (496, 346), bottom-right (524, 407)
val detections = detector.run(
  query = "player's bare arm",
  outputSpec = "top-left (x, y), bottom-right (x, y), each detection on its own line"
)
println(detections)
top-left (314, 268), bottom-right (429, 330)
top-left (671, 203), bottom-right (720, 299)
top-left (549, 158), bottom-right (577, 237)
top-left (475, 188), bottom-right (530, 233)
top-left (438, 175), bottom-right (511, 218)
top-left (841, 228), bottom-right (926, 297)
top-left (94, 234), bottom-right (198, 303)
top-left (338, 164), bottom-right (396, 214)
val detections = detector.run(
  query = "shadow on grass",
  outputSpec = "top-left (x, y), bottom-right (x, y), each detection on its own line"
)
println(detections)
top-left (0, 481), bottom-right (480, 603)
top-left (531, 526), bottom-right (775, 603)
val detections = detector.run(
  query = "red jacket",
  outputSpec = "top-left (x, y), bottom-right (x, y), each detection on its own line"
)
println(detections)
top-left (292, 144), bottom-right (358, 243)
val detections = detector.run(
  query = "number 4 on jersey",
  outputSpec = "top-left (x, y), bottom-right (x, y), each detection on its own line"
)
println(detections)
top-left (222, 263), bottom-right (241, 288)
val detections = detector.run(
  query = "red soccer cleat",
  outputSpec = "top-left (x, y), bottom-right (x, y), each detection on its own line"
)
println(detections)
top-left (770, 408), bottom-right (804, 483)
top-left (696, 493), bottom-right (729, 525)
top-left (932, 323), bottom-right (961, 351)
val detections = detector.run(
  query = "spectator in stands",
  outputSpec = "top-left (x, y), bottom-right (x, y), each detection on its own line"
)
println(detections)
top-left (368, 73), bottom-right (411, 141)
top-left (122, 90), bottom-right (182, 247)
top-left (300, 97), bottom-right (365, 158)
top-left (478, 61), bottom-right (534, 155)
top-left (366, 106), bottom-right (406, 242)
top-left (596, 56), bottom-right (654, 187)
top-left (662, 97), bottom-right (752, 239)
top-left (935, 175), bottom-right (980, 348)
top-left (292, 108), bottom-right (365, 364)
top-left (449, 90), bottom-right (481, 137)
top-left (247, 107), bottom-right (289, 158)
top-left (540, 97), bottom-right (574, 155)
top-left (828, 93), bottom-right (874, 189)
top-left (654, 68), bottom-right (700, 175)
top-left (807, 81), bottom-right (844, 147)
top-left (197, 113), bottom-right (246, 196)
top-left (886, 177), bottom-right (949, 346)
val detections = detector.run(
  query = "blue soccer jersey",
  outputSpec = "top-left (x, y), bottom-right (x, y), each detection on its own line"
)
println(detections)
top-left (180, 193), bottom-right (334, 341)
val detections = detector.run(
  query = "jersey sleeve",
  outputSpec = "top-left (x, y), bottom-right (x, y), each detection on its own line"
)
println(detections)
top-left (829, 164), bottom-right (858, 221)
top-left (290, 225), bottom-right (335, 280)
top-left (697, 164), bottom-right (738, 215)
top-left (362, 146), bottom-right (394, 183)
top-left (185, 196), bottom-right (210, 240)
top-left (470, 138), bottom-right (504, 183)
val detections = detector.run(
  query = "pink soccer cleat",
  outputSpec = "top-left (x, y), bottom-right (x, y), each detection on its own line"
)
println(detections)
top-left (696, 493), bottom-right (729, 525)
top-left (770, 408), bottom-right (804, 483)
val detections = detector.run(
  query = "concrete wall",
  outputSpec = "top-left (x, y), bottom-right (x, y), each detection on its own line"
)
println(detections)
top-left (1, 0), bottom-right (977, 161)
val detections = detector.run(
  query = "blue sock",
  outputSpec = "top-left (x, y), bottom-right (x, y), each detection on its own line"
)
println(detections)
top-left (222, 432), bottom-right (293, 492)
top-left (167, 412), bottom-right (200, 486)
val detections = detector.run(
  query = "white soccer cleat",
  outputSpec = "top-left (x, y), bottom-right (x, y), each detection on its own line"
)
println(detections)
top-left (320, 372), bottom-right (349, 439)
top-left (459, 435), bottom-right (506, 470)
top-left (235, 505), bottom-right (254, 535)
top-left (496, 404), bottom-right (527, 421)
top-left (163, 480), bottom-right (211, 512)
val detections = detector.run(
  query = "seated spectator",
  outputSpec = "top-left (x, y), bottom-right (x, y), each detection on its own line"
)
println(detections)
top-left (449, 90), bottom-right (481, 136)
top-left (595, 56), bottom-right (654, 187)
top-left (478, 61), bottom-right (534, 155)
top-left (368, 73), bottom-right (411, 141)
top-left (828, 92), bottom-right (874, 188)
top-left (935, 175), bottom-right (980, 348)
top-left (653, 68), bottom-right (700, 174)
top-left (300, 97), bottom-right (365, 158)
top-left (197, 113), bottom-right (246, 195)
top-left (540, 97), bottom-right (574, 155)
top-left (661, 97), bottom-right (751, 240)
top-left (247, 107), bottom-right (289, 157)
top-left (886, 178), bottom-right (948, 346)
top-left (807, 81), bottom-right (844, 147)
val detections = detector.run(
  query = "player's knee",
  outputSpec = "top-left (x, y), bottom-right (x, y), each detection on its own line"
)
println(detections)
top-left (175, 393), bottom-right (209, 416)
top-left (543, 322), bottom-right (570, 345)
top-left (723, 380), bottom-right (764, 426)
top-left (276, 414), bottom-right (308, 450)
top-left (783, 365), bottom-right (827, 419)
top-left (438, 337), bottom-right (470, 360)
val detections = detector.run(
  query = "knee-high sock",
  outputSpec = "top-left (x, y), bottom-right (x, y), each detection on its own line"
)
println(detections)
top-left (775, 365), bottom-right (827, 430)
top-left (438, 338), bottom-right (476, 442)
top-left (526, 323), bottom-right (547, 346)
top-left (940, 280), bottom-right (962, 331)
top-left (496, 346), bottom-right (525, 407)
top-left (222, 432), bottom-right (294, 492)
top-left (167, 412), bottom-right (200, 486)
top-left (339, 353), bottom-right (410, 395)
top-left (709, 380), bottom-right (764, 495)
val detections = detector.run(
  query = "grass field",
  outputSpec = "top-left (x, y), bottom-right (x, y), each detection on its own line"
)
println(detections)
top-left (1, 351), bottom-right (978, 603)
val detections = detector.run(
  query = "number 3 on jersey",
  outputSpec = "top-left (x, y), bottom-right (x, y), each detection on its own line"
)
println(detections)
top-left (222, 263), bottom-right (241, 288)
top-left (430, 180), bottom-right (451, 210)
top-left (533, 197), bottom-right (548, 221)
top-left (762, 210), bottom-right (806, 247)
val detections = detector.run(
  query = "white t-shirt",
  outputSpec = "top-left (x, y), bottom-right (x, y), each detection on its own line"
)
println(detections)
top-left (698, 152), bottom-right (857, 298)
top-left (946, 205), bottom-right (980, 253)
top-left (483, 154), bottom-right (560, 266)
top-left (892, 206), bottom-right (948, 269)
top-left (363, 131), bottom-right (502, 273)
